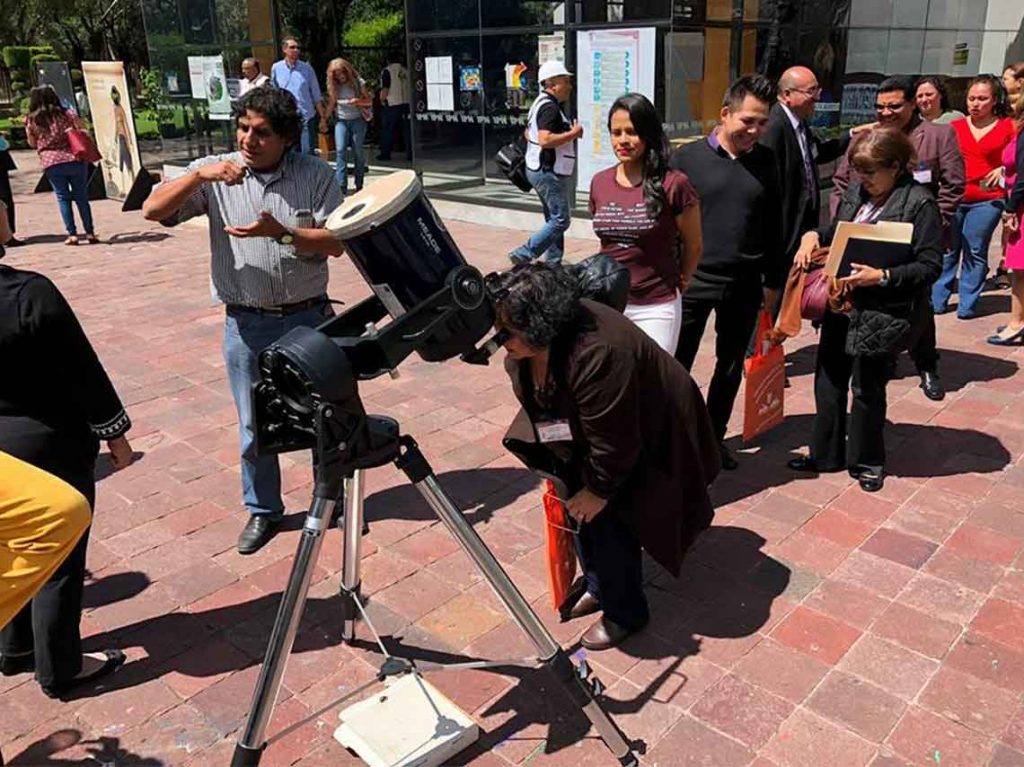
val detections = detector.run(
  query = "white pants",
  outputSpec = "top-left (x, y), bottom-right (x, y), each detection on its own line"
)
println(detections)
top-left (624, 293), bottom-right (682, 354)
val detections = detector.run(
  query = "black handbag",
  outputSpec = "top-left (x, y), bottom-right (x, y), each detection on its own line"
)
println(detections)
top-left (844, 307), bottom-right (911, 356)
top-left (568, 253), bottom-right (631, 313)
top-left (495, 137), bottom-right (532, 193)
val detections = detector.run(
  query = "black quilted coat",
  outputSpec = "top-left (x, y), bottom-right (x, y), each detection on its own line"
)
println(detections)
top-left (821, 175), bottom-right (943, 353)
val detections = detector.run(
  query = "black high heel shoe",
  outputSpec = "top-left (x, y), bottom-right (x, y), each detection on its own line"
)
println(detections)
top-left (41, 649), bottom-right (125, 700)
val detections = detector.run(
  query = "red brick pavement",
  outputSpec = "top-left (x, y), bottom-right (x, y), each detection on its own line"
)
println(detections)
top-left (3, 151), bottom-right (1024, 766)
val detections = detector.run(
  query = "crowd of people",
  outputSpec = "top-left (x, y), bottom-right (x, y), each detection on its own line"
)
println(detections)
top-left (0, 49), bottom-right (1023, 739)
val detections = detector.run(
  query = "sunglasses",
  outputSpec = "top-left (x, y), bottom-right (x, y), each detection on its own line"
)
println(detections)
top-left (874, 101), bottom-right (907, 113)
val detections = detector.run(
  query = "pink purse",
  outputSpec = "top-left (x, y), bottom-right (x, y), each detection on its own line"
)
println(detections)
top-left (800, 267), bottom-right (831, 321)
top-left (66, 128), bottom-right (102, 164)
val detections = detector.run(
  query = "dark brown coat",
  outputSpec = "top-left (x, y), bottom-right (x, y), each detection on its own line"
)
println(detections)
top-left (502, 300), bottom-right (720, 576)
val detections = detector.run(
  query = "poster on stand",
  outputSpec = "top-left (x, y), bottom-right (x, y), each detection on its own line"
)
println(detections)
top-left (37, 62), bottom-right (77, 113)
top-left (203, 56), bottom-right (231, 119)
top-left (575, 28), bottom-right (656, 191)
top-left (187, 56), bottom-right (206, 98)
top-left (81, 61), bottom-right (142, 200)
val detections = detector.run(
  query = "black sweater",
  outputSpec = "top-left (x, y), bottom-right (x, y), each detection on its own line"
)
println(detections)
top-left (669, 138), bottom-right (785, 294)
top-left (0, 265), bottom-right (130, 483)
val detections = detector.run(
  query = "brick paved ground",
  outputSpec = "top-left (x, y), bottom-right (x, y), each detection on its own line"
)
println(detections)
top-left (3, 150), bottom-right (1024, 767)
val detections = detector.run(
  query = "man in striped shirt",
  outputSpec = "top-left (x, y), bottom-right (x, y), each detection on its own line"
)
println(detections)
top-left (143, 87), bottom-right (344, 555)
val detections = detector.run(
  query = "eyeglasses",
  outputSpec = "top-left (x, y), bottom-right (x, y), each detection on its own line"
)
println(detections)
top-left (286, 45), bottom-right (301, 50)
top-left (874, 101), bottom-right (907, 113)
top-left (790, 86), bottom-right (822, 97)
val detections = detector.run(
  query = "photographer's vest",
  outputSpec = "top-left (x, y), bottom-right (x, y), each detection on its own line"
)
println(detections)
top-left (525, 92), bottom-right (576, 176)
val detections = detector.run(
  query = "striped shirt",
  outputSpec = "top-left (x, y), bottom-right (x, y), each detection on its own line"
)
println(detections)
top-left (163, 151), bottom-right (342, 308)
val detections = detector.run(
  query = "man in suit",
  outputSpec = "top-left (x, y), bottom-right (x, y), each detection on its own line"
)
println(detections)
top-left (831, 75), bottom-right (965, 401)
top-left (760, 66), bottom-right (859, 269)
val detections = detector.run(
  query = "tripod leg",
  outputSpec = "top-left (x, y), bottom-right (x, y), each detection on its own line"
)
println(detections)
top-left (232, 494), bottom-right (339, 767)
top-left (395, 439), bottom-right (637, 766)
top-left (339, 470), bottom-right (365, 643)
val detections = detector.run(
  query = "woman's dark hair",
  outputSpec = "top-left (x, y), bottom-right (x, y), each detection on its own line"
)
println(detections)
top-left (494, 264), bottom-right (583, 349)
top-left (914, 76), bottom-right (952, 112)
top-left (967, 74), bottom-right (1011, 117)
top-left (607, 93), bottom-right (670, 219)
top-left (233, 87), bottom-right (303, 146)
top-left (850, 127), bottom-right (915, 175)
top-left (27, 85), bottom-right (64, 132)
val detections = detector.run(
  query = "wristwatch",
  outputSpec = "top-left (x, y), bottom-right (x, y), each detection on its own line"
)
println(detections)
top-left (878, 269), bottom-right (890, 287)
top-left (276, 228), bottom-right (295, 246)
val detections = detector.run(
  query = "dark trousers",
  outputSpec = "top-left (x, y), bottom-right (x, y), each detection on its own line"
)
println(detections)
top-left (378, 104), bottom-right (409, 159)
top-left (676, 278), bottom-right (763, 441)
top-left (0, 162), bottom-right (14, 233)
top-left (905, 295), bottom-right (939, 374)
top-left (575, 508), bottom-right (648, 630)
top-left (0, 470), bottom-right (92, 688)
top-left (811, 311), bottom-right (890, 475)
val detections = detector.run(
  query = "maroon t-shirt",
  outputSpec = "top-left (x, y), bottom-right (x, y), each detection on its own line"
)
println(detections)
top-left (589, 167), bottom-right (698, 305)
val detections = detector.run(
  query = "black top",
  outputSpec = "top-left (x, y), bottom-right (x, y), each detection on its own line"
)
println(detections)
top-left (535, 94), bottom-right (569, 172)
top-left (821, 176), bottom-right (942, 313)
top-left (759, 102), bottom-right (850, 260)
top-left (669, 137), bottom-right (785, 296)
top-left (0, 265), bottom-right (130, 478)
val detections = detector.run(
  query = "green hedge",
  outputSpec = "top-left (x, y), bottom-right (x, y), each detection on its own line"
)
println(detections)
top-left (30, 53), bottom-right (61, 71)
top-left (3, 46), bottom-right (32, 69)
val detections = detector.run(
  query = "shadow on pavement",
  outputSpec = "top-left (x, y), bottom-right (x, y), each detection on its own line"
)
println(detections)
top-left (6, 729), bottom-right (163, 766)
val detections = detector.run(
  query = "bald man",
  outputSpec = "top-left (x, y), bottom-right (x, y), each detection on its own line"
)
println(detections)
top-left (239, 58), bottom-right (269, 96)
top-left (759, 66), bottom-right (867, 269)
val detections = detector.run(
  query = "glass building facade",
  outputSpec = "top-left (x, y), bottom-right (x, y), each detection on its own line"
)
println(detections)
top-left (138, 0), bottom-right (1024, 204)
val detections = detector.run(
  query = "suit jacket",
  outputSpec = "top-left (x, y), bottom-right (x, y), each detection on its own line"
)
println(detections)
top-left (831, 116), bottom-right (965, 239)
top-left (760, 103), bottom-right (851, 260)
top-left (502, 300), bottom-right (720, 576)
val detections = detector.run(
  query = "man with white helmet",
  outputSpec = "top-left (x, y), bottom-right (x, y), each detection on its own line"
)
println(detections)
top-left (508, 61), bottom-right (583, 267)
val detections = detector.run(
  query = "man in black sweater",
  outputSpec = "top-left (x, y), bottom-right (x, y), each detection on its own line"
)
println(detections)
top-left (670, 74), bottom-right (784, 470)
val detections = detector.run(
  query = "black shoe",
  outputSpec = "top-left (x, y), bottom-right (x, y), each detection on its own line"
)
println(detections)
top-left (41, 649), bottom-right (125, 700)
top-left (718, 443), bottom-right (739, 471)
top-left (858, 471), bottom-right (884, 493)
top-left (787, 455), bottom-right (817, 472)
top-left (237, 515), bottom-right (282, 555)
top-left (0, 653), bottom-right (34, 676)
top-left (919, 371), bottom-right (945, 401)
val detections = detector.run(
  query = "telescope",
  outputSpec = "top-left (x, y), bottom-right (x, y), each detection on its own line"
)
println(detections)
top-left (232, 171), bottom-right (637, 766)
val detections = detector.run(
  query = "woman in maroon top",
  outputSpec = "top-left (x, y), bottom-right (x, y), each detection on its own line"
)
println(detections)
top-left (589, 93), bottom-right (702, 353)
top-left (932, 75), bottom-right (1014, 319)
top-left (24, 86), bottom-right (98, 246)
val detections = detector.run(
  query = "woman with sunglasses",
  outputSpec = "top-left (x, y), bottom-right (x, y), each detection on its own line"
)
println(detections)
top-left (790, 129), bottom-right (942, 492)
top-left (932, 74), bottom-right (1015, 319)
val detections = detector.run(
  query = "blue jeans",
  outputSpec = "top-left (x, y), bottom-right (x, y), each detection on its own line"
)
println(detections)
top-left (223, 301), bottom-right (332, 518)
top-left (510, 169), bottom-right (572, 266)
top-left (299, 116), bottom-right (318, 155)
top-left (932, 200), bottom-right (1004, 318)
top-left (335, 118), bottom-right (368, 193)
top-left (45, 161), bottom-right (93, 236)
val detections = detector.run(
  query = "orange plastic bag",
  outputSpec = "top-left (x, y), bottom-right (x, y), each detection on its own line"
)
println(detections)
top-left (542, 480), bottom-right (577, 610)
top-left (743, 310), bottom-right (785, 443)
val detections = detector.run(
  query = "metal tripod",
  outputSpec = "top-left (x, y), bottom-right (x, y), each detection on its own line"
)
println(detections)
top-left (231, 416), bottom-right (638, 767)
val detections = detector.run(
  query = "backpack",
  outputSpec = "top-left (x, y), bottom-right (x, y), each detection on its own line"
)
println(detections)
top-left (495, 136), bottom-right (531, 192)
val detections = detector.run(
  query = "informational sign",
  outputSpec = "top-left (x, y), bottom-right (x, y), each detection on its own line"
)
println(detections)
top-left (425, 56), bottom-right (454, 111)
top-left (952, 43), bottom-right (969, 66)
top-left (36, 61), bottom-right (76, 114)
top-left (187, 56), bottom-right (206, 98)
top-left (82, 61), bottom-right (142, 200)
top-left (576, 27), bottom-right (656, 191)
top-left (203, 56), bottom-right (231, 120)
top-left (538, 33), bottom-right (566, 66)
top-left (840, 82), bottom-right (879, 126)
top-left (459, 66), bottom-right (482, 92)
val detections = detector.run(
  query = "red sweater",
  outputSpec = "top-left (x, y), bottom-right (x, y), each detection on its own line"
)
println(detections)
top-left (951, 117), bottom-right (1015, 202)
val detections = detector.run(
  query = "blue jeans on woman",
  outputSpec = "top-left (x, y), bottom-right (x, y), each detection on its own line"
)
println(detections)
top-left (509, 168), bottom-right (572, 266)
top-left (932, 200), bottom-right (1004, 319)
top-left (45, 161), bottom-right (94, 236)
top-left (335, 118), bottom-right (368, 194)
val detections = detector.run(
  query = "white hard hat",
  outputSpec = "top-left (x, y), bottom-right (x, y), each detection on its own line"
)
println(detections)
top-left (538, 60), bottom-right (573, 85)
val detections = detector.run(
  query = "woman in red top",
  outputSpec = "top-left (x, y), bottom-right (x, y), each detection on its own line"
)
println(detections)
top-left (932, 75), bottom-right (1014, 319)
top-left (24, 86), bottom-right (98, 246)
top-left (589, 93), bottom-right (702, 353)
